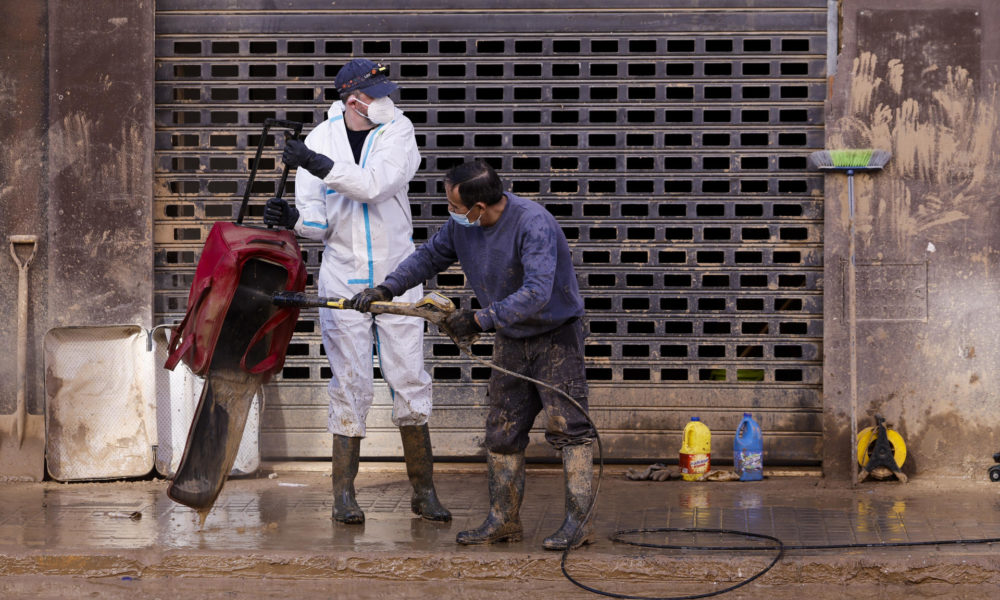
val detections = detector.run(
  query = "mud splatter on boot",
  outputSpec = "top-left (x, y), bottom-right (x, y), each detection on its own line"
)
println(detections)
top-left (400, 424), bottom-right (451, 522)
top-left (331, 434), bottom-right (364, 524)
top-left (543, 443), bottom-right (594, 550)
top-left (456, 451), bottom-right (525, 544)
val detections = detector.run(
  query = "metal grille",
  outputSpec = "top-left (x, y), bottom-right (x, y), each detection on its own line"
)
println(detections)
top-left (154, 1), bottom-right (827, 462)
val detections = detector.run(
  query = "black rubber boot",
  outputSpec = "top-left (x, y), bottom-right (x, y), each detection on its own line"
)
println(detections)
top-left (331, 434), bottom-right (365, 524)
top-left (542, 443), bottom-right (595, 550)
top-left (456, 451), bottom-right (525, 545)
top-left (399, 424), bottom-right (452, 522)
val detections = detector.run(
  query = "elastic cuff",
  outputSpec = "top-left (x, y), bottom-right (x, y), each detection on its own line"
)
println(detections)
top-left (475, 309), bottom-right (494, 331)
top-left (308, 155), bottom-right (334, 179)
top-left (378, 280), bottom-right (400, 297)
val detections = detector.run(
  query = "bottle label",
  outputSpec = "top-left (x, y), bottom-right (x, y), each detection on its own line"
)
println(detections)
top-left (680, 452), bottom-right (710, 474)
top-left (738, 451), bottom-right (762, 471)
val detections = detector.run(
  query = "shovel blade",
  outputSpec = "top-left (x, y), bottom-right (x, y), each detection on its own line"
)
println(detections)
top-left (0, 415), bottom-right (45, 481)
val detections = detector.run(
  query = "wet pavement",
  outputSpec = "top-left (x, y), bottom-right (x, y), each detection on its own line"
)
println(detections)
top-left (1, 463), bottom-right (1000, 599)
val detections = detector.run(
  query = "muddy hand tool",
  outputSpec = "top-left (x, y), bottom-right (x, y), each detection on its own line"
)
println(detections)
top-left (9, 236), bottom-right (38, 447)
top-left (1, 235), bottom-right (45, 479)
top-left (272, 291), bottom-right (479, 347)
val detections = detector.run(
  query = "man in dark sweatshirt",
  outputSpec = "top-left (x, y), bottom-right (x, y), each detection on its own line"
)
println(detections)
top-left (350, 159), bottom-right (597, 550)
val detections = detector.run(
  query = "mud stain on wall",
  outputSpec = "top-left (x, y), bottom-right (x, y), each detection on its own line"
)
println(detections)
top-left (47, 111), bottom-right (152, 326)
top-left (831, 53), bottom-right (1000, 252)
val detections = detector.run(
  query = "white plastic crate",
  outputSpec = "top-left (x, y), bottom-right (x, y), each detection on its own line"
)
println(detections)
top-left (44, 325), bottom-right (155, 481)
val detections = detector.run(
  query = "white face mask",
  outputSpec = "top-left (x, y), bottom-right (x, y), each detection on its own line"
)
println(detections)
top-left (353, 96), bottom-right (395, 125)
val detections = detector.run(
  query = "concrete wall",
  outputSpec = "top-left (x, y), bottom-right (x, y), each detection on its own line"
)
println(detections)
top-left (0, 3), bottom-right (50, 422)
top-left (0, 1), bottom-right (154, 428)
top-left (823, 0), bottom-right (1000, 479)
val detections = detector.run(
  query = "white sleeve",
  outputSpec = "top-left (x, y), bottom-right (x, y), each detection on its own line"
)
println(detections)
top-left (320, 116), bottom-right (419, 205)
top-left (292, 129), bottom-right (331, 241)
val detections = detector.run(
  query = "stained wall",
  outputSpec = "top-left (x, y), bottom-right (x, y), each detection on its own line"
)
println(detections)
top-left (0, 1), bottom-right (154, 442)
top-left (824, 0), bottom-right (1000, 479)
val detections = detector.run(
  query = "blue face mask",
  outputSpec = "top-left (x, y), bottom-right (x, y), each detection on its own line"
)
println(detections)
top-left (450, 204), bottom-right (482, 227)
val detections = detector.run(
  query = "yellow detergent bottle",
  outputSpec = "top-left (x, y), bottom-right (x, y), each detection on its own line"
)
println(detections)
top-left (680, 417), bottom-right (711, 481)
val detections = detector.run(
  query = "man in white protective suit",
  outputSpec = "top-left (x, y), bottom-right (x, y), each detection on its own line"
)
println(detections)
top-left (263, 58), bottom-right (450, 524)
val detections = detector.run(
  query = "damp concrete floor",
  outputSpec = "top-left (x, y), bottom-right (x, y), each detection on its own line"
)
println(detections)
top-left (1, 463), bottom-right (999, 599)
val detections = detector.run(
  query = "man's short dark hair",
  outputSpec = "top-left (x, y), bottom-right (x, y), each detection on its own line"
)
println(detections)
top-left (444, 160), bottom-right (504, 207)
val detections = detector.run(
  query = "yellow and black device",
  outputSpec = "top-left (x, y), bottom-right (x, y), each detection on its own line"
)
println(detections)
top-left (856, 414), bottom-right (908, 483)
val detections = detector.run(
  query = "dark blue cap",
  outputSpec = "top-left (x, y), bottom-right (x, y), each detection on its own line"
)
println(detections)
top-left (334, 58), bottom-right (398, 98)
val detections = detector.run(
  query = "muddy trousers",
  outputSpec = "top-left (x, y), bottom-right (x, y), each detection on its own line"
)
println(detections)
top-left (542, 443), bottom-right (595, 550)
top-left (455, 451), bottom-right (526, 544)
top-left (331, 425), bottom-right (451, 524)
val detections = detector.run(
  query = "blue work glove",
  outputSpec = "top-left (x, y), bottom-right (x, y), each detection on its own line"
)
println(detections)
top-left (263, 197), bottom-right (299, 229)
top-left (350, 286), bottom-right (392, 313)
top-left (443, 309), bottom-right (482, 341)
top-left (283, 139), bottom-right (334, 179)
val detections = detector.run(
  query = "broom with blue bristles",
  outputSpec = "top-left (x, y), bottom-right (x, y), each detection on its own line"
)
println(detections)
top-left (810, 148), bottom-right (891, 485)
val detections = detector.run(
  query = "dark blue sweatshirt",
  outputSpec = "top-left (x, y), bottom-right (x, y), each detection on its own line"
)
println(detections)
top-left (382, 192), bottom-right (584, 338)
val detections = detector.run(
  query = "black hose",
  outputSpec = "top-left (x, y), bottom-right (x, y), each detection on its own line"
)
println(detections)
top-left (455, 340), bottom-right (1000, 599)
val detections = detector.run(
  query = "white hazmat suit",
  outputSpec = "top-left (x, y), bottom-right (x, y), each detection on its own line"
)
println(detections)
top-left (292, 99), bottom-right (432, 437)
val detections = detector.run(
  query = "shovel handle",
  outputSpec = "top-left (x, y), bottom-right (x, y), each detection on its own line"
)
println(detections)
top-left (9, 235), bottom-right (38, 271)
top-left (9, 235), bottom-right (37, 447)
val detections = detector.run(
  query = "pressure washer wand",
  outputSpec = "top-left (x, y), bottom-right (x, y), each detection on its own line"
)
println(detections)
top-left (272, 291), bottom-right (348, 310)
top-left (271, 290), bottom-right (478, 346)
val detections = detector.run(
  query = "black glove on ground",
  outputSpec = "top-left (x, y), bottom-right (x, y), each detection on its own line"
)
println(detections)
top-left (263, 197), bottom-right (299, 229)
top-left (282, 139), bottom-right (334, 179)
top-left (350, 286), bottom-right (392, 313)
top-left (444, 309), bottom-right (482, 341)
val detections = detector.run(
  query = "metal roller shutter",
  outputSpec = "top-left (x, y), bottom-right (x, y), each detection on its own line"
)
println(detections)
top-left (154, 1), bottom-right (827, 463)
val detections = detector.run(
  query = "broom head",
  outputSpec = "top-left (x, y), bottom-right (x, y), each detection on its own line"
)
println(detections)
top-left (809, 149), bottom-right (891, 171)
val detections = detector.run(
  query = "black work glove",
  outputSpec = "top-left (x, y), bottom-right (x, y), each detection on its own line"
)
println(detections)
top-left (350, 285), bottom-right (392, 313)
top-left (283, 139), bottom-right (334, 179)
top-left (443, 309), bottom-right (482, 341)
top-left (263, 197), bottom-right (299, 229)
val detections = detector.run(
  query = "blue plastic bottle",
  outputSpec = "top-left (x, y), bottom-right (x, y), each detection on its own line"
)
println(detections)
top-left (734, 413), bottom-right (763, 481)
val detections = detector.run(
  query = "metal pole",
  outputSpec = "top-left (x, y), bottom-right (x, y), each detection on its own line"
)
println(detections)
top-left (846, 170), bottom-right (858, 485)
top-left (827, 0), bottom-right (839, 78)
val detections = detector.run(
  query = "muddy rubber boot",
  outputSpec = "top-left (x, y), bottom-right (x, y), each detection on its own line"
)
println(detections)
top-left (542, 443), bottom-right (595, 550)
top-left (331, 434), bottom-right (365, 524)
top-left (399, 424), bottom-right (452, 522)
top-left (456, 451), bottom-right (525, 545)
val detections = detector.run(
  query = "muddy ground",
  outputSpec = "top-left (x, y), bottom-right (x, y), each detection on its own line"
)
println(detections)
top-left (0, 468), bottom-right (998, 599)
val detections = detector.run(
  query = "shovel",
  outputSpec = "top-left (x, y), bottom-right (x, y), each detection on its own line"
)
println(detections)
top-left (0, 235), bottom-right (45, 481)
